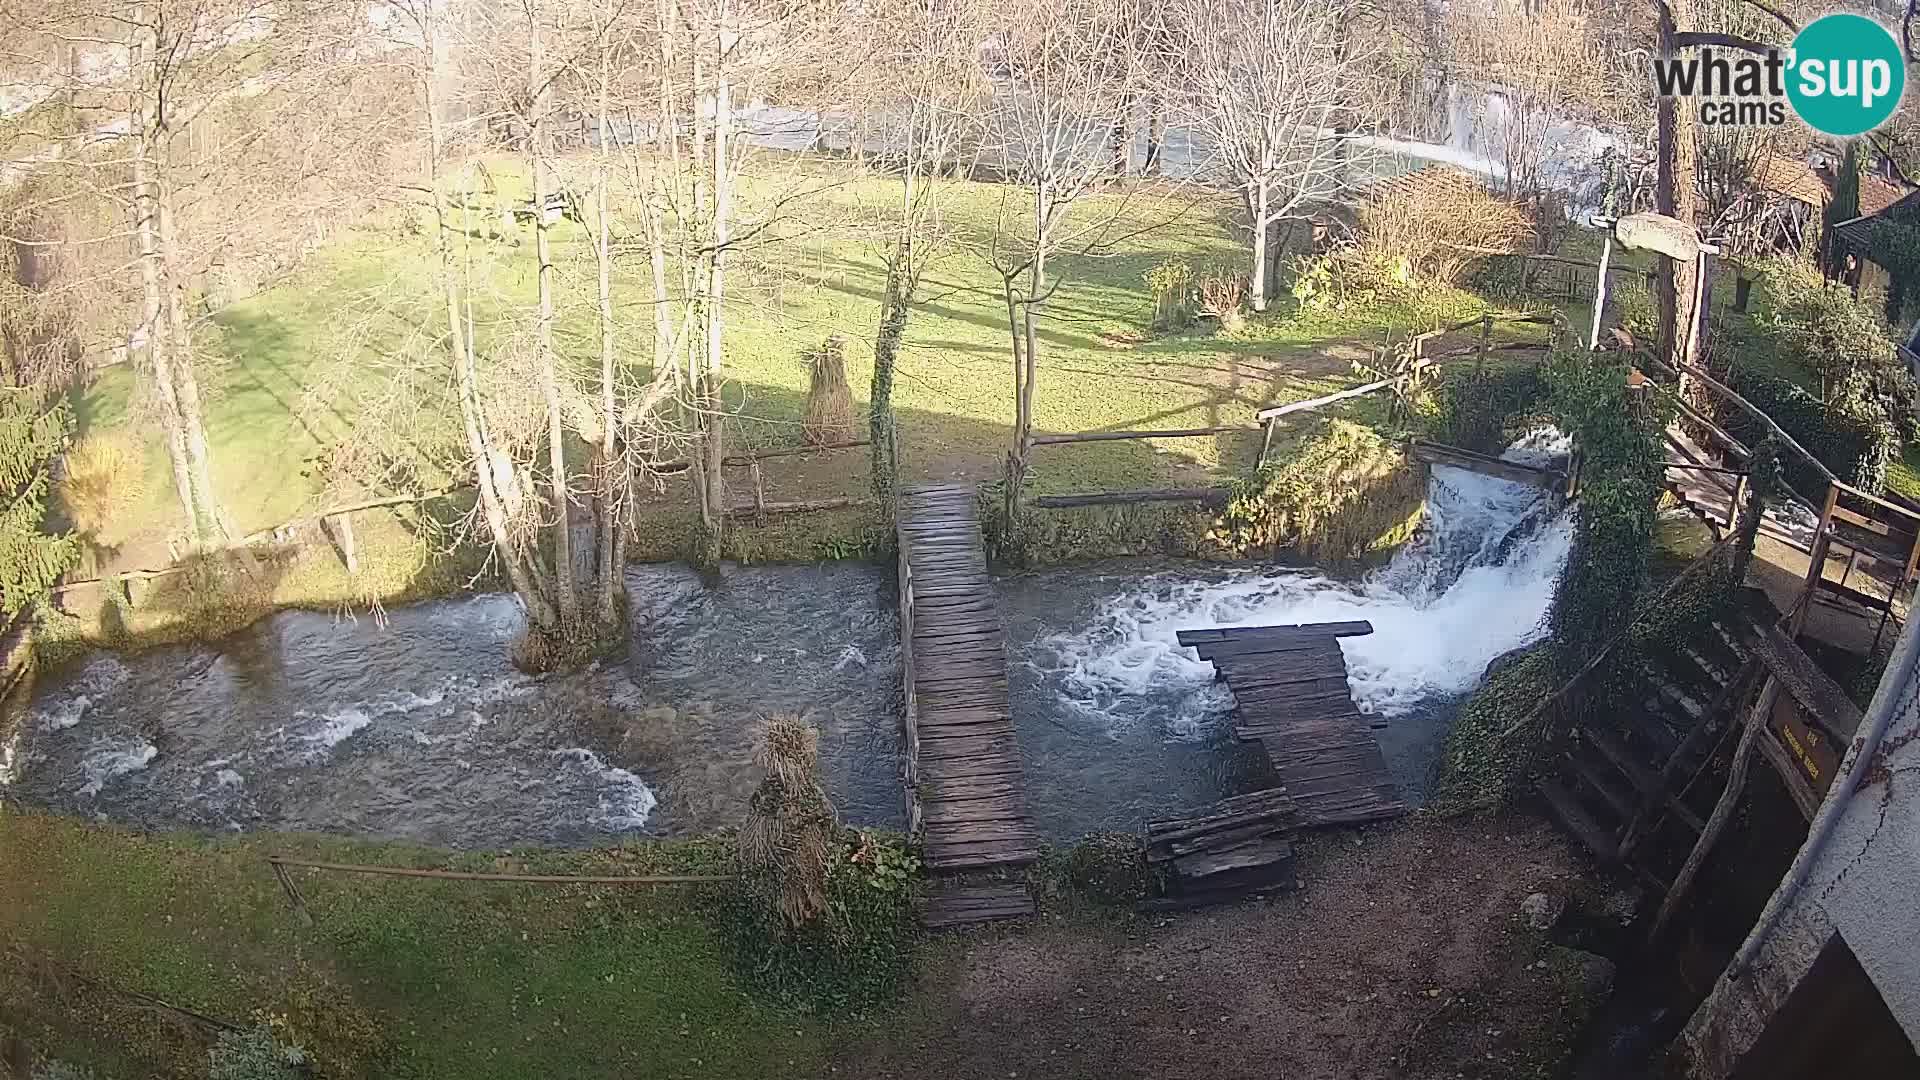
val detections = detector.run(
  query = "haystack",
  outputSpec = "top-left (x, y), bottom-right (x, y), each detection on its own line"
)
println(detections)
top-left (801, 336), bottom-right (855, 446)
top-left (740, 713), bottom-right (839, 930)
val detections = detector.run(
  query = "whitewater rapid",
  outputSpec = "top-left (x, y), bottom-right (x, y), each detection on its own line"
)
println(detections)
top-left (1037, 432), bottom-right (1575, 736)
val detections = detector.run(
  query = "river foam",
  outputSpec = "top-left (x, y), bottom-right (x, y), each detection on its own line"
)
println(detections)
top-left (1042, 432), bottom-right (1574, 732)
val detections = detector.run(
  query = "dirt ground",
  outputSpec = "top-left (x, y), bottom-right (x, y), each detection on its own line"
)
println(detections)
top-left (837, 813), bottom-right (1611, 1080)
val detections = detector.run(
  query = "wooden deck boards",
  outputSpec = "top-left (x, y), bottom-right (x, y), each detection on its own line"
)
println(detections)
top-left (898, 485), bottom-right (1041, 877)
top-left (1177, 622), bottom-right (1408, 828)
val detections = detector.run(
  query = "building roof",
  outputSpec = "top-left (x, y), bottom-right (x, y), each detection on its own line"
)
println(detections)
top-left (1756, 154), bottom-right (1831, 206)
top-left (1861, 173), bottom-right (1914, 217)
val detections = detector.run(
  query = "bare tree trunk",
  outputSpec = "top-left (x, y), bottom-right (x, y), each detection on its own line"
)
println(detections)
top-left (155, 173), bottom-right (229, 540)
top-left (128, 22), bottom-right (198, 542)
top-left (1655, 0), bottom-right (1701, 372)
top-left (695, 7), bottom-right (734, 568)
top-left (423, 16), bottom-right (558, 632)
top-left (1249, 182), bottom-right (1270, 312)
top-left (1004, 194), bottom-right (1047, 523)
top-left (1144, 93), bottom-right (1164, 175)
top-left (129, 2), bottom-right (224, 544)
top-left (593, 38), bottom-right (623, 630)
top-left (529, 11), bottom-right (578, 629)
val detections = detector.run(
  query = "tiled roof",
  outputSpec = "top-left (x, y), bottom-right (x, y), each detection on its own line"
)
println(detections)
top-left (1755, 154), bottom-right (1830, 206)
top-left (1860, 173), bottom-right (1914, 217)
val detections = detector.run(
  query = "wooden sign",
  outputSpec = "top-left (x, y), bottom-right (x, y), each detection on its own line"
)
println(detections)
top-left (1771, 691), bottom-right (1841, 798)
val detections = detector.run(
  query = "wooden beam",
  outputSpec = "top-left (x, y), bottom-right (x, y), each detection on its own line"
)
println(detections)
top-left (1029, 488), bottom-right (1230, 508)
top-left (1408, 439), bottom-right (1566, 489)
top-left (1650, 677), bottom-right (1780, 940)
top-left (1030, 426), bottom-right (1256, 446)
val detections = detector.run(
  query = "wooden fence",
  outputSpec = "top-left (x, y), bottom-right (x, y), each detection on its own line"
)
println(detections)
top-left (1017, 311), bottom-right (1559, 512)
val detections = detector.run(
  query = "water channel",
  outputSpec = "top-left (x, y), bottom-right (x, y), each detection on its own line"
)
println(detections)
top-left (4, 439), bottom-right (1574, 848)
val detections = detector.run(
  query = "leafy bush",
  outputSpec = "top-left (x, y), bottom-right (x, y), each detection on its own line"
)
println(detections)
top-left (721, 829), bottom-right (919, 1014)
top-left (1210, 420), bottom-right (1425, 563)
top-left (1428, 366), bottom-right (1552, 454)
top-left (207, 1025), bottom-right (307, 1080)
top-left (1711, 365), bottom-right (1898, 496)
top-left (1288, 248), bottom-right (1412, 313)
top-left (1050, 833), bottom-right (1152, 906)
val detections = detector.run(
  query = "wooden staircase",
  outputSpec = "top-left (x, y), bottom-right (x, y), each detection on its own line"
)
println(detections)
top-left (1536, 606), bottom-right (1762, 887)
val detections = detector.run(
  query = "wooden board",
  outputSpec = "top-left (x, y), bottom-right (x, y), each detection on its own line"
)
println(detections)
top-left (922, 882), bottom-right (1035, 929)
top-left (1185, 622), bottom-right (1408, 829)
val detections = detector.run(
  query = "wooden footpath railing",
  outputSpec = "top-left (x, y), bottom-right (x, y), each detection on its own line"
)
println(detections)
top-left (895, 484), bottom-right (1040, 874)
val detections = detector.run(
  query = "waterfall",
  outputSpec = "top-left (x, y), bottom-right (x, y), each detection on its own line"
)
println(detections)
top-left (1039, 432), bottom-right (1576, 732)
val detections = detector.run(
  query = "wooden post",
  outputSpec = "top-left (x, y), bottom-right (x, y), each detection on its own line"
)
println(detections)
top-left (1589, 234), bottom-right (1614, 349)
top-left (1789, 483), bottom-right (1840, 638)
top-left (1257, 417), bottom-right (1277, 470)
top-left (1477, 313), bottom-right (1492, 377)
top-left (1727, 471), bottom-right (1749, 539)
top-left (323, 511), bottom-right (359, 576)
top-left (1650, 676), bottom-right (1780, 941)
top-left (750, 460), bottom-right (767, 524)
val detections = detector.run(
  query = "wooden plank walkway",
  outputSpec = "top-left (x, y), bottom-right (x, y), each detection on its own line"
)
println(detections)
top-left (1664, 424), bottom-right (1816, 552)
top-left (1177, 621), bottom-right (1408, 827)
top-left (897, 485), bottom-right (1042, 875)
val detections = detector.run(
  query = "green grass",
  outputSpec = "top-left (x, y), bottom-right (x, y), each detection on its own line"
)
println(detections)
top-left (1887, 443), bottom-right (1920, 503)
top-left (0, 810), bottom-right (833, 1080)
top-left (73, 159), bottom-right (1511, 575)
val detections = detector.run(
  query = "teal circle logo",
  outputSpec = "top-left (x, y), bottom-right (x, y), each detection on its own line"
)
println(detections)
top-left (1786, 14), bottom-right (1905, 137)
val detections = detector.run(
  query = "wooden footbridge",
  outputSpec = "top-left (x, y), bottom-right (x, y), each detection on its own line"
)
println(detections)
top-left (896, 485), bottom-right (1041, 927)
top-left (896, 492), bottom-right (1411, 923)
top-left (1177, 622), bottom-right (1408, 827)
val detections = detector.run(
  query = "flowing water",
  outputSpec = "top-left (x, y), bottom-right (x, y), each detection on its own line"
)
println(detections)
top-left (1002, 432), bottom-right (1576, 837)
top-left (3, 563), bottom-right (906, 849)
top-left (5, 437), bottom-right (1574, 847)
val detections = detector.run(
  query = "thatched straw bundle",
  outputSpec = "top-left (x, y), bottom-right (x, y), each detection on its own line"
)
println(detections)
top-left (740, 713), bottom-right (839, 931)
top-left (801, 336), bottom-right (855, 446)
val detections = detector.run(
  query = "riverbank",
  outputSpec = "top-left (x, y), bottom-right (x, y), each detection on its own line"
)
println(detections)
top-left (0, 807), bottom-right (1611, 1080)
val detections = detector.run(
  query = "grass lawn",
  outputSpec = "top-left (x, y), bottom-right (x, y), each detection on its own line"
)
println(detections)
top-left (67, 159), bottom-right (1511, 579)
top-left (0, 809), bottom-right (834, 1080)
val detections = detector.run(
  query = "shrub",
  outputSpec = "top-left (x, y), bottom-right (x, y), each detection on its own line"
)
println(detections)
top-left (1210, 420), bottom-right (1425, 563)
top-left (1429, 365), bottom-right (1552, 454)
top-left (57, 433), bottom-right (146, 539)
top-left (1706, 350), bottom-right (1900, 496)
top-left (1049, 833), bottom-right (1152, 906)
top-left (727, 716), bottom-right (918, 1014)
top-left (1144, 256), bottom-right (1196, 330)
top-left (721, 828), bottom-right (919, 1014)
top-left (207, 1025), bottom-right (306, 1080)
top-left (1355, 169), bottom-right (1532, 285)
top-left (801, 335), bottom-right (855, 446)
top-left (1195, 262), bottom-right (1246, 329)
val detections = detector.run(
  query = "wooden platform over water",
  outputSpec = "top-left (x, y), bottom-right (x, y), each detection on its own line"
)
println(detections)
top-left (896, 485), bottom-right (1041, 876)
top-left (1178, 621), bottom-right (1407, 827)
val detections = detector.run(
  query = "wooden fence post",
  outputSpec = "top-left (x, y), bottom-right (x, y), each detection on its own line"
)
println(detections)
top-left (750, 460), bottom-right (767, 524)
top-left (1477, 313), bottom-right (1492, 377)
top-left (323, 511), bottom-right (359, 576)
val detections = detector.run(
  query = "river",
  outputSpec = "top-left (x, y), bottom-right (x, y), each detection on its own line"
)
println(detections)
top-left (4, 438), bottom-right (1573, 848)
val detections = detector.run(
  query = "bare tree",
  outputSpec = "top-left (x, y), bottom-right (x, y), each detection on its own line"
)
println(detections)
top-left (983, 0), bottom-right (1159, 521)
top-left (847, 0), bottom-right (989, 498)
top-left (1174, 0), bottom-right (1381, 311)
